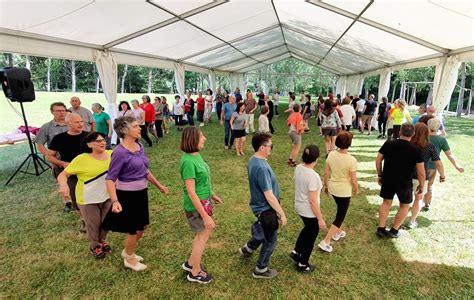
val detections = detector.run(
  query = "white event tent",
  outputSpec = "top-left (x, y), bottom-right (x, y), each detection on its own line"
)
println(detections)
top-left (1, 0), bottom-right (473, 118)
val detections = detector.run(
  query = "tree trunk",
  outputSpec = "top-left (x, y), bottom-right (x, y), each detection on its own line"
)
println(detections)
top-left (121, 64), bottom-right (128, 93)
top-left (46, 57), bottom-right (51, 92)
top-left (71, 60), bottom-right (76, 93)
top-left (391, 83), bottom-right (397, 102)
top-left (465, 90), bottom-right (472, 116)
top-left (25, 55), bottom-right (31, 70)
top-left (4, 53), bottom-right (13, 67)
top-left (147, 68), bottom-right (153, 93)
top-left (456, 62), bottom-right (466, 117)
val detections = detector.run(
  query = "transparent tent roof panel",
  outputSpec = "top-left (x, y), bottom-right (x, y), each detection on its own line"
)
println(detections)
top-left (0, 1), bottom-right (174, 45)
top-left (187, 0), bottom-right (279, 42)
top-left (339, 21), bottom-right (438, 63)
top-left (232, 27), bottom-right (284, 55)
top-left (323, 0), bottom-right (474, 49)
top-left (283, 28), bottom-right (331, 58)
top-left (251, 45), bottom-right (288, 61)
top-left (274, 0), bottom-right (352, 45)
top-left (115, 21), bottom-right (222, 60)
top-left (183, 45), bottom-right (246, 68)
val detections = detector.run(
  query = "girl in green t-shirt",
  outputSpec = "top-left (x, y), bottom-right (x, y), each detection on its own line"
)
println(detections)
top-left (179, 127), bottom-right (223, 284)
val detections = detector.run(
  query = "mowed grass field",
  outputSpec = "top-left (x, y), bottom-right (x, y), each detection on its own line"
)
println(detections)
top-left (0, 92), bottom-right (473, 298)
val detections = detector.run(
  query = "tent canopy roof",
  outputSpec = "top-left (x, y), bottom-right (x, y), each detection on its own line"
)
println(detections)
top-left (1, 0), bottom-right (473, 75)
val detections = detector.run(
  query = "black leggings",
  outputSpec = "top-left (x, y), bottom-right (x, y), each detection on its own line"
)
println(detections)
top-left (332, 195), bottom-right (351, 228)
top-left (294, 216), bottom-right (319, 265)
top-left (140, 125), bottom-right (152, 147)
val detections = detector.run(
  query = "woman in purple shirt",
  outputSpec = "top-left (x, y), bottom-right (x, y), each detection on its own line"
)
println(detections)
top-left (104, 116), bottom-right (169, 271)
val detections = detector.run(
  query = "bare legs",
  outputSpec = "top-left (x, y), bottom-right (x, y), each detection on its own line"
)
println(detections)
top-left (124, 230), bottom-right (144, 265)
top-left (290, 143), bottom-right (301, 162)
top-left (235, 137), bottom-right (246, 156)
top-left (188, 228), bottom-right (212, 276)
top-left (324, 136), bottom-right (336, 154)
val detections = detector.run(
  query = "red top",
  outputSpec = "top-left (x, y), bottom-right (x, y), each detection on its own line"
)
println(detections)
top-left (196, 97), bottom-right (205, 111)
top-left (335, 107), bottom-right (343, 119)
top-left (140, 103), bottom-right (156, 122)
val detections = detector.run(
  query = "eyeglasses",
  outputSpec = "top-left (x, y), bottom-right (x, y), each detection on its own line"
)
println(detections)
top-left (53, 109), bottom-right (66, 112)
top-left (264, 144), bottom-right (273, 149)
top-left (94, 139), bottom-right (106, 143)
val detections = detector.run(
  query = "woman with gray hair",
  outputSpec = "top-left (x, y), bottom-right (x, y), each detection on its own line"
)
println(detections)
top-left (103, 116), bottom-right (169, 271)
top-left (421, 118), bottom-right (464, 211)
top-left (91, 103), bottom-right (113, 149)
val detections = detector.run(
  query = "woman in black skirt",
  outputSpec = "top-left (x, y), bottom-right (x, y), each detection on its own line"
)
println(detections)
top-left (105, 116), bottom-right (169, 271)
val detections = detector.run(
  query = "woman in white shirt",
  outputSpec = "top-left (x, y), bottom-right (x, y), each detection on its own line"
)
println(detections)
top-left (204, 89), bottom-right (214, 123)
top-left (290, 145), bottom-right (326, 272)
top-left (173, 95), bottom-right (184, 131)
top-left (131, 99), bottom-right (152, 147)
top-left (340, 97), bottom-right (356, 131)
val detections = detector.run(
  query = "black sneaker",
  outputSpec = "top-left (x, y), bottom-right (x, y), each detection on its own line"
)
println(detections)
top-left (387, 228), bottom-right (400, 238)
top-left (289, 251), bottom-right (300, 264)
top-left (181, 261), bottom-right (207, 272)
top-left (421, 204), bottom-right (430, 212)
top-left (253, 268), bottom-right (277, 279)
top-left (239, 245), bottom-right (253, 257)
top-left (376, 227), bottom-right (388, 238)
top-left (100, 242), bottom-right (112, 254)
top-left (63, 202), bottom-right (72, 213)
top-left (297, 263), bottom-right (315, 273)
top-left (90, 245), bottom-right (106, 259)
top-left (187, 271), bottom-right (213, 284)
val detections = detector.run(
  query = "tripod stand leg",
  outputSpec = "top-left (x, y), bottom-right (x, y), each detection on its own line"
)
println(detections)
top-left (5, 154), bottom-right (33, 185)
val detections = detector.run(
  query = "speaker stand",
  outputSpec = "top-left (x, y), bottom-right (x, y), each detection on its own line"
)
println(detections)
top-left (5, 102), bottom-right (50, 185)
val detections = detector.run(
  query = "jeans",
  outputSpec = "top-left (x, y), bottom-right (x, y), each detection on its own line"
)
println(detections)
top-left (246, 226), bottom-right (278, 270)
top-left (224, 120), bottom-right (235, 147)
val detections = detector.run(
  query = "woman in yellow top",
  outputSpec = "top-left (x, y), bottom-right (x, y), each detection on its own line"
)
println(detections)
top-left (389, 99), bottom-right (412, 139)
top-left (58, 132), bottom-right (112, 259)
top-left (318, 131), bottom-right (358, 253)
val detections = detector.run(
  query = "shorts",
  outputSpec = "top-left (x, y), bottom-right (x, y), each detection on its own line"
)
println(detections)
top-left (233, 129), bottom-right (246, 138)
top-left (412, 179), bottom-right (428, 195)
top-left (288, 131), bottom-right (301, 144)
top-left (361, 114), bottom-right (374, 124)
top-left (303, 113), bottom-right (311, 120)
top-left (322, 128), bottom-right (337, 136)
top-left (380, 184), bottom-right (413, 204)
top-left (185, 210), bottom-right (205, 233)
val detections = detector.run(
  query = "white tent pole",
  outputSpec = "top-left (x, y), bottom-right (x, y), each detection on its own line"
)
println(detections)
top-left (208, 70), bottom-right (216, 93)
top-left (94, 50), bottom-right (118, 143)
top-left (174, 63), bottom-right (185, 101)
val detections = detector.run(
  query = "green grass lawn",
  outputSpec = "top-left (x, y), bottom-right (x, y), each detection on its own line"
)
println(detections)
top-left (0, 93), bottom-right (473, 298)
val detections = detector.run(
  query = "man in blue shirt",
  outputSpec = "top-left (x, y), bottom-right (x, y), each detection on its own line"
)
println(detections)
top-left (239, 132), bottom-right (287, 279)
top-left (220, 95), bottom-right (237, 149)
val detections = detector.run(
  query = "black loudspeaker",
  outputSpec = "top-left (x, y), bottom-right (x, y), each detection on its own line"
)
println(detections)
top-left (0, 67), bottom-right (35, 102)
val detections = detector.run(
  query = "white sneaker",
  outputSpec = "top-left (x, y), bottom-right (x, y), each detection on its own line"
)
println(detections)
top-left (318, 240), bottom-right (333, 253)
top-left (332, 230), bottom-right (347, 241)
top-left (121, 249), bottom-right (144, 262)
top-left (199, 123), bottom-right (204, 127)
top-left (124, 258), bottom-right (147, 271)
top-left (407, 221), bottom-right (418, 229)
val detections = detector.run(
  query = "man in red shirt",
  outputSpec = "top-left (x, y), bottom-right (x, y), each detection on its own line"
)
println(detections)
top-left (140, 95), bottom-right (158, 143)
top-left (196, 91), bottom-right (206, 127)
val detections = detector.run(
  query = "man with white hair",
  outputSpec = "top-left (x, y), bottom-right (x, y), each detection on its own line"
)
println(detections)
top-left (424, 105), bottom-right (446, 136)
top-left (69, 96), bottom-right (95, 132)
top-left (47, 113), bottom-right (89, 230)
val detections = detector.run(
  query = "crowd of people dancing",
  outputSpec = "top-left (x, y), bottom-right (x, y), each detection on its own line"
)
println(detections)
top-left (34, 88), bottom-right (464, 284)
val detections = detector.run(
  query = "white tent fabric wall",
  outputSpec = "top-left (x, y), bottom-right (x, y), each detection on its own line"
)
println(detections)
top-left (93, 50), bottom-right (118, 143)
top-left (229, 73), bottom-right (244, 93)
top-left (174, 63), bottom-right (185, 101)
top-left (335, 75), bottom-right (347, 96)
top-left (208, 71), bottom-right (216, 93)
top-left (371, 67), bottom-right (392, 128)
top-left (345, 75), bottom-right (364, 97)
top-left (432, 56), bottom-right (461, 113)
